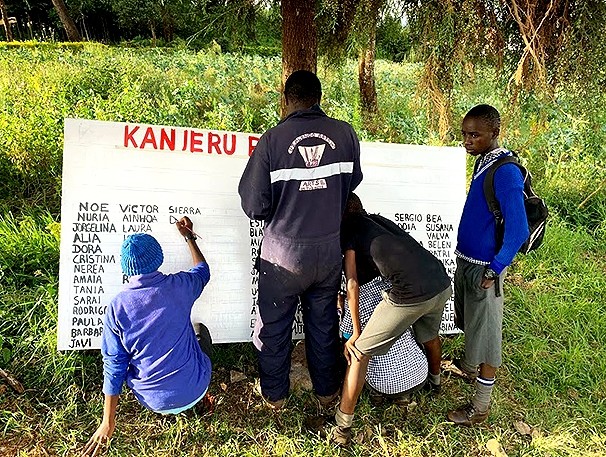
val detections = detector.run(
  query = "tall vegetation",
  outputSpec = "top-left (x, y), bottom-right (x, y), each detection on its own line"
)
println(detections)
top-left (0, 44), bottom-right (605, 456)
top-left (401, 0), bottom-right (606, 141)
top-left (6, 1), bottom-right (603, 141)
top-left (0, 44), bottom-right (604, 235)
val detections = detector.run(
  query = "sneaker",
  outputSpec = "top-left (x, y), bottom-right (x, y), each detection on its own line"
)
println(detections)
top-left (423, 379), bottom-right (442, 395)
top-left (391, 393), bottom-right (412, 407)
top-left (365, 382), bottom-right (385, 406)
top-left (264, 397), bottom-right (285, 410)
top-left (368, 390), bottom-right (385, 406)
top-left (197, 393), bottom-right (215, 416)
top-left (447, 403), bottom-right (489, 426)
top-left (315, 391), bottom-right (339, 413)
top-left (254, 379), bottom-right (285, 411)
top-left (304, 415), bottom-right (351, 446)
top-left (330, 425), bottom-right (352, 446)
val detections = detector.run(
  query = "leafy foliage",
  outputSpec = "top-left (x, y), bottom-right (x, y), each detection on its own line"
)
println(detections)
top-left (376, 13), bottom-right (411, 62)
top-left (2, 0), bottom-right (279, 49)
top-left (395, 0), bottom-right (606, 143)
top-left (0, 212), bottom-right (59, 289)
top-left (0, 44), bottom-right (282, 212)
top-left (0, 43), bottom-right (605, 456)
top-left (1, 43), bottom-right (605, 229)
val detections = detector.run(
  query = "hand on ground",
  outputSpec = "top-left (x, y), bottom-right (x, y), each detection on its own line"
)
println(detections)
top-left (80, 422), bottom-right (114, 456)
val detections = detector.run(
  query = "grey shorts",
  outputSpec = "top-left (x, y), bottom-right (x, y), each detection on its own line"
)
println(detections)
top-left (354, 285), bottom-right (452, 357)
top-left (454, 257), bottom-right (506, 368)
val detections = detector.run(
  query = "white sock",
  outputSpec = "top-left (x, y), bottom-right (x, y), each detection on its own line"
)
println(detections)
top-left (428, 372), bottom-right (441, 385)
top-left (472, 376), bottom-right (495, 413)
top-left (335, 406), bottom-right (354, 428)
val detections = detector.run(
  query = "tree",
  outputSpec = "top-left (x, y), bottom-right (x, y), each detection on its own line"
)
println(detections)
top-left (280, 0), bottom-right (317, 117)
top-left (0, 0), bottom-right (13, 41)
top-left (505, 0), bottom-right (606, 99)
top-left (51, 0), bottom-right (81, 41)
top-left (192, 0), bottom-right (259, 51)
top-left (316, 0), bottom-right (382, 118)
top-left (110, 0), bottom-right (159, 44)
top-left (287, 0), bottom-right (380, 120)
top-left (400, 0), bottom-right (513, 140)
top-left (399, 0), bottom-right (606, 141)
top-left (356, 0), bottom-right (383, 117)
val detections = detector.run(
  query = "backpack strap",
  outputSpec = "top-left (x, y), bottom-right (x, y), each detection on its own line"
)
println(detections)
top-left (483, 155), bottom-right (521, 219)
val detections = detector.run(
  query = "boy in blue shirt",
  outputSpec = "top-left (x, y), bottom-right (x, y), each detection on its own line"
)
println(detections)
top-left (82, 217), bottom-right (212, 455)
top-left (448, 104), bottom-right (529, 425)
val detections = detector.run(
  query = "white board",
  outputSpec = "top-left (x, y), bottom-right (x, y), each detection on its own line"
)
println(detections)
top-left (57, 118), bottom-right (466, 350)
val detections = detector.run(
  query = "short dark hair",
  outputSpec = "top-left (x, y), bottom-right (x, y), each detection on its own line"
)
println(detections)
top-left (464, 104), bottom-right (500, 130)
top-left (284, 70), bottom-right (322, 104)
top-left (344, 192), bottom-right (366, 217)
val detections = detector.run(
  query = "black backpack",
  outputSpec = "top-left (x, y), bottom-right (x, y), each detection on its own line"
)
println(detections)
top-left (483, 153), bottom-right (548, 254)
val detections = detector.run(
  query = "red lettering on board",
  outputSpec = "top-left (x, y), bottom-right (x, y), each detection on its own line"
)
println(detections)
top-left (181, 130), bottom-right (189, 151)
top-left (160, 128), bottom-right (176, 150)
top-left (224, 134), bottom-right (236, 155)
top-left (190, 131), bottom-right (203, 153)
top-left (208, 132), bottom-right (221, 154)
top-left (124, 125), bottom-right (140, 148)
top-left (140, 127), bottom-right (158, 149)
top-left (248, 136), bottom-right (260, 156)
top-left (122, 125), bottom-right (246, 155)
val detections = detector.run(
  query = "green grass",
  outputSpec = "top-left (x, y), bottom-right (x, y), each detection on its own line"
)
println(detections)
top-left (2, 214), bottom-right (605, 456)
top-left (504, 222), bottom-right (606, 431)
top-left (1, 43), bottom-right (604, 223)
top-left (1, 43), bottom-right (606, 456)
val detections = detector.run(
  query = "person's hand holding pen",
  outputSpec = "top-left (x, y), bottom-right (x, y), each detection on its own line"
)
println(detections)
top-left (175, 216), bottom-right (205, 264)
top-left (175, 216), bottom-right (200, 240)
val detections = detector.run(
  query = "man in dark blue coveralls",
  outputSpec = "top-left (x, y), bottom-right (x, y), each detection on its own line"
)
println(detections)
top-left (238, 70), bottom-right (363, 410)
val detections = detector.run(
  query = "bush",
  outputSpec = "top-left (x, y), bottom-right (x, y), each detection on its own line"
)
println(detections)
top-left (377, 15), bottom-right (412, 63)
top-left (0, 211), bottom-right (60, 289)
top-left (1, 43), bottom-right (604, 244)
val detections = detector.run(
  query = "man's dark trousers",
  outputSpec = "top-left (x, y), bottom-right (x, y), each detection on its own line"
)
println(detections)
top-left (253, 235), bottom-right (343, 402)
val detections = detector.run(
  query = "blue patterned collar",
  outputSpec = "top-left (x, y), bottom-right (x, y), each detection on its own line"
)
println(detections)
top-left (473, 148), bottom-right (512, 180)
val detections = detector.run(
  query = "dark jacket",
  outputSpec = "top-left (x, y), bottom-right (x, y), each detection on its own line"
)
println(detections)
top-left (239, 105), bottom-right (363, 242)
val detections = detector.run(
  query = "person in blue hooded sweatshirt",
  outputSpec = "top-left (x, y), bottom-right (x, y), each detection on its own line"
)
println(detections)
top-left (82, 217), bottom-right (212, 455)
